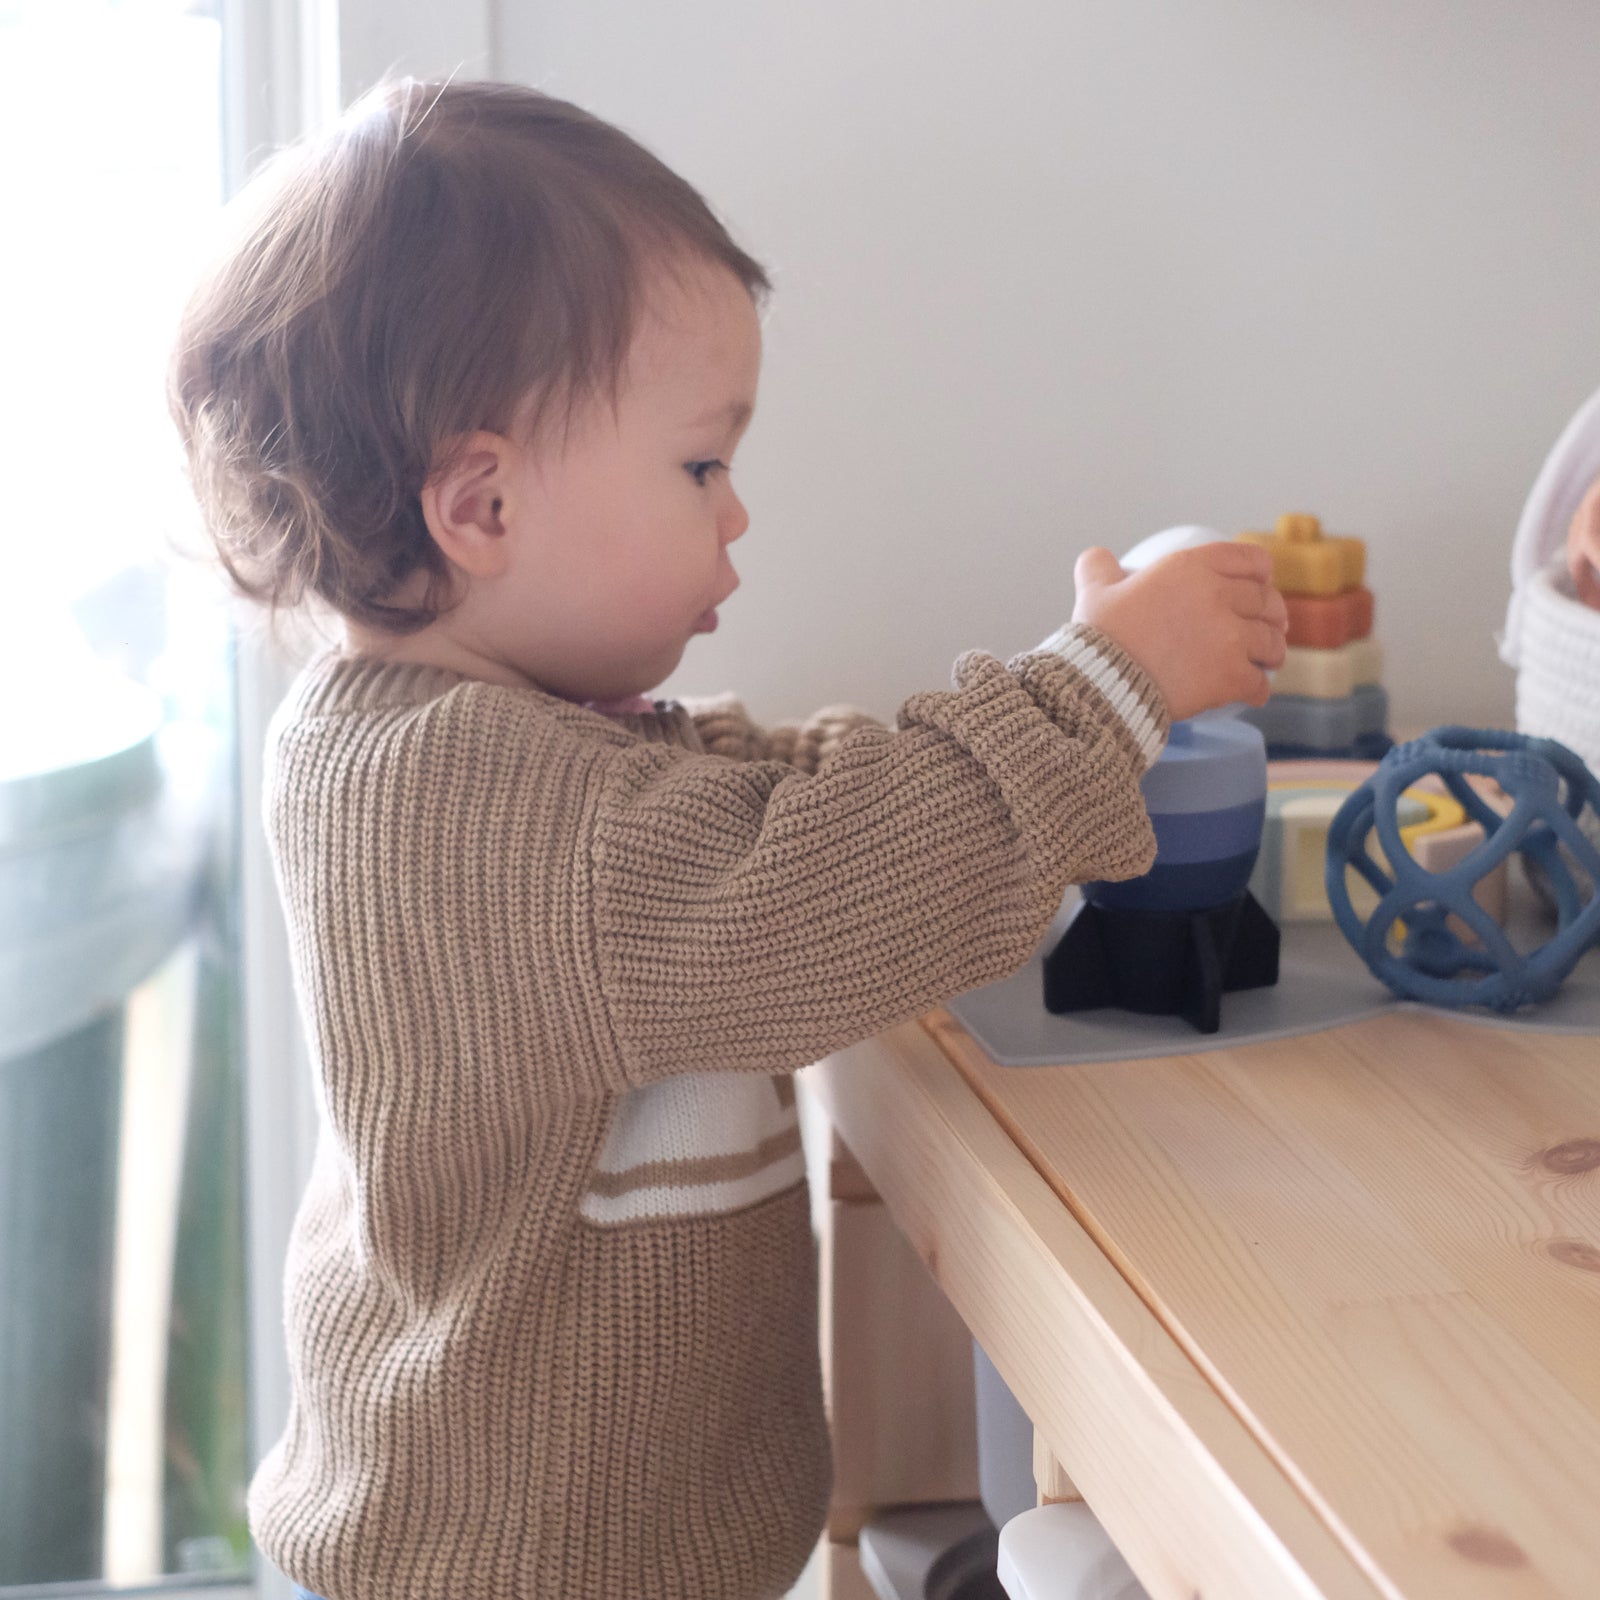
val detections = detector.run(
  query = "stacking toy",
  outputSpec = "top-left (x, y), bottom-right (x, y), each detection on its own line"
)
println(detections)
top-left (1325, 728), bottom-right (1600, 1011)
top-left (1240, 511), bottom-right (1365, 594)
top-left (1254, 779), bottom-right (1446, 923)
top-left (1044, 714), bottom-right (1280, 1034)
top-left (1043, 525), bottom-right (1282, 1033)
top-left (1284, 585), bottom-right (1375, 649)
top-left (1238, 513), bottom-right (1393, 760)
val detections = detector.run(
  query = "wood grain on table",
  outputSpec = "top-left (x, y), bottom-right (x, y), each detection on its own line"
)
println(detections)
top-left (924, 1006), bottom-right (1600, 1600)
top-left (812, 1025), bottom-right (1382, 1600)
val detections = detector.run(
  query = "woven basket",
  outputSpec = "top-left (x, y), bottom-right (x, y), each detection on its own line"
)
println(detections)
top-left (1502, 383), bottom-right (1600, 803)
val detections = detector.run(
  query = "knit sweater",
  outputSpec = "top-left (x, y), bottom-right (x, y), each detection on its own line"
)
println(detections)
top-left (249, 625), bottom-right (1168, 1600)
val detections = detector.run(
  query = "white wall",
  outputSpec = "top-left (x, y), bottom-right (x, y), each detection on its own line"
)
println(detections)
top-left (335, 0), bottom-right (491, 101)
top-left (492, 0), bottom-right (1600, 733)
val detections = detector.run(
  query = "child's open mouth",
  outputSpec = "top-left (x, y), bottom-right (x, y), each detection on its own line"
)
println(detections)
top-left (694, 608), bottom-right (719, 633)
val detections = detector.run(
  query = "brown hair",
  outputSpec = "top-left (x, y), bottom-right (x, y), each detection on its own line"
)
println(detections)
top-left (169, 79), bottom-right (769, 632)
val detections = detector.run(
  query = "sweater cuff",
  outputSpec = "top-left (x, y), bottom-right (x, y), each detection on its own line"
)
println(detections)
top-left (1033, 622), bottom-right (1169, 770)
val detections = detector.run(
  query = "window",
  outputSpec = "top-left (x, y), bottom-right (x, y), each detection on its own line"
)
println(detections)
top-left (0, 2), bottom-right (253, 1591)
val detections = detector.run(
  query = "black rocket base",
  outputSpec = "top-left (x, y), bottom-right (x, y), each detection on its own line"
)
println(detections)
top-left (1042, 891), bottom-right (1281, 1035)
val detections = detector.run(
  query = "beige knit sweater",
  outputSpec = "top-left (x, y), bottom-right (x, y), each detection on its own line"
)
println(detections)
top-left (249, 625), bottom-right (1167, 1600)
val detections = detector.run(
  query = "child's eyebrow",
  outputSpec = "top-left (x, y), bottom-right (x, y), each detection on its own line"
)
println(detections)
top-left (687, 400), bottom-right (753, 432)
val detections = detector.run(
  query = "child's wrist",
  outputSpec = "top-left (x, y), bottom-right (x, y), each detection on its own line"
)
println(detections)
top-left (1032, 621), bottom-right (1168, 769)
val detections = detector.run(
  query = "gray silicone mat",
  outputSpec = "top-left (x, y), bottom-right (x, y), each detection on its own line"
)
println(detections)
top-left (947, 877), bottom-right (1600, 1067)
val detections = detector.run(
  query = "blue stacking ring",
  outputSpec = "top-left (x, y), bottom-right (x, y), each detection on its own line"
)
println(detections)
top-left (1088, 715), bottom-right (1267, 913)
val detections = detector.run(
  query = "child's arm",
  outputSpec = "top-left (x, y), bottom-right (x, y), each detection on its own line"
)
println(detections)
top-left (684, 537), bottom-right (1283, 764)
top-left (593, 630), bottom-right (1162, 1083)
top-left (1569, 477), bottom-right (1600, 610)
top-left (593, 541), bottom-right (1282, 1082)
top-left (684, 695), bottom-right (884, 772)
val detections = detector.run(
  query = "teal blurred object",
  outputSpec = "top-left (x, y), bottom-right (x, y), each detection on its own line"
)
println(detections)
top-left (0, 1011), bottom-right (124, 1583)
top-left (162, 913), bottom-right (252, 1575)
top-left (0, 672), bottom-right (206, 1585)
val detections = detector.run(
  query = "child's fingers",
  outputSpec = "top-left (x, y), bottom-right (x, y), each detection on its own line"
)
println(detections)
top-left (1220, 575), bottom-right (1287, 626)
top-left (1232, 661), bottom-right (1274, 708)
top-left (1199, 540), bottom-right (1273, 582)
top-left (1074, 546), bottom-right (1126, 593)
top-left (1245, 617), bottom-right (1287, 671)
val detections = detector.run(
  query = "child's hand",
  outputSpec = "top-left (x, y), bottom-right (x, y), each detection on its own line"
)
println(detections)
top-left (1568, 478), bottom-right (1600, 611)
top-left (1071, 541), bottom-right (1287, 721)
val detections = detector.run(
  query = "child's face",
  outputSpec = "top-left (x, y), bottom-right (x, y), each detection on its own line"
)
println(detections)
top-left (487, 261), bottom-right (762, 701)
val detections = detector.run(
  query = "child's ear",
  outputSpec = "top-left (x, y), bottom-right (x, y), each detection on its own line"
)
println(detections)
top-left (420, 432), bottom-right (517, 577)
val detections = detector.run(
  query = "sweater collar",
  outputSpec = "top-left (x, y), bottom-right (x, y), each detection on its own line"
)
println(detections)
top-left (288, 652), bottom-right (702, 750)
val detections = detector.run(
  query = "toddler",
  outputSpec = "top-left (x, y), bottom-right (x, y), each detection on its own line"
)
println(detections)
top-left (170, 79), bottom-right (1286, 1600)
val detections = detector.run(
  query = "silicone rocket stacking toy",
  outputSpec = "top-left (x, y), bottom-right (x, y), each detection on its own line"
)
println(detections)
top-left (1236, 513), bottom-right (1393, 760)
top-left (1044, 527), bottom-right (1281, 1034)
top-left (1044, 713), bottom-right (1281, 1033)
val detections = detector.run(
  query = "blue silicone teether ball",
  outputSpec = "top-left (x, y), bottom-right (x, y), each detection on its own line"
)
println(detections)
top-left (1325, 727), bottom-right (1600, 1011)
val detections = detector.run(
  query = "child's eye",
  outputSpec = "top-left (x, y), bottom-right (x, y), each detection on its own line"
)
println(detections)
top-left (686, 458), bottom-right (729, 486)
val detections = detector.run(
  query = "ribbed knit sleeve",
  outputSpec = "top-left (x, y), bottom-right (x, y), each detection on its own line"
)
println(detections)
top-left (685, 693), bottom-right (885, 772)
top-left (593, 628), bottom-right (1167, 1082)
top-left (266, 628), bottom-right (1163, 1120)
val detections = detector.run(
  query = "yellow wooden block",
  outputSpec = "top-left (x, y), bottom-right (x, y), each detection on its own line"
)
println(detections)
top-left (1398, 775), bottom-right (1514, 939)
top-left (1238, 512), bottom-right (1366, 596)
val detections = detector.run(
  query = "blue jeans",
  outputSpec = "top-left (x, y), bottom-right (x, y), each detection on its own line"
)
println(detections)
top-left (293, 1590), bottom-right (327, 1600)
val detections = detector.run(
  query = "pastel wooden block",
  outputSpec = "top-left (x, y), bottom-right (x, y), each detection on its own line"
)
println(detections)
top-left (1251, 781), bottom-right (1466, 923)
top-left (1407, 775), bottom-right (1515, 931)
top-left (1266, 758), bottom-right (1379, 785)
top-left (1285, 585), bottom-right (1374, 648)
top-left (1253, 771), bottom-right (1514, 930)
top-left (1270, 637), bottom-right (1383, 700)
top-left (1243, 684), bottom-right (1389, 754)
top-left (1238, 512), bottom-right (1366, 596)
top-left (1250, 783), bottom-right (1409, 922)
top-left (1409, 821), bottom-right (1509, 927)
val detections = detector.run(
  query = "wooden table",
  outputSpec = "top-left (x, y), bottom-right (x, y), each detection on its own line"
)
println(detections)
top-left (806, 1004), bottom-right (1600, 1600)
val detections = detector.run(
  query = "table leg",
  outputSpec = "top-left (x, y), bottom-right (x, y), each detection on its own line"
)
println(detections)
top-left (1034, 1430), bottom-right (1084, 1505)
top-left (807, 1084), bottom-right (981, 1599)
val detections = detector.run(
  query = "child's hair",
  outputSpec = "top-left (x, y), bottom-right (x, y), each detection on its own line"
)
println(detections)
top-left (169, 79), bottom-right (769, 632)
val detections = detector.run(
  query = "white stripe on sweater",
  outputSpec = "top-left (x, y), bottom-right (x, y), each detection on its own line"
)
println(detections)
top-left (579, 1147), bottom-right (807, 1226)
top-left (1035, 624), bottom-right (1166, 768)
top-left (580, 1072), bottom-right (801, 1226)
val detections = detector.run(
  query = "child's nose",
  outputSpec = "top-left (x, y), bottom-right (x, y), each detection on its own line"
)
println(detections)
top-left (720, 488), bottom-right (750, 544)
